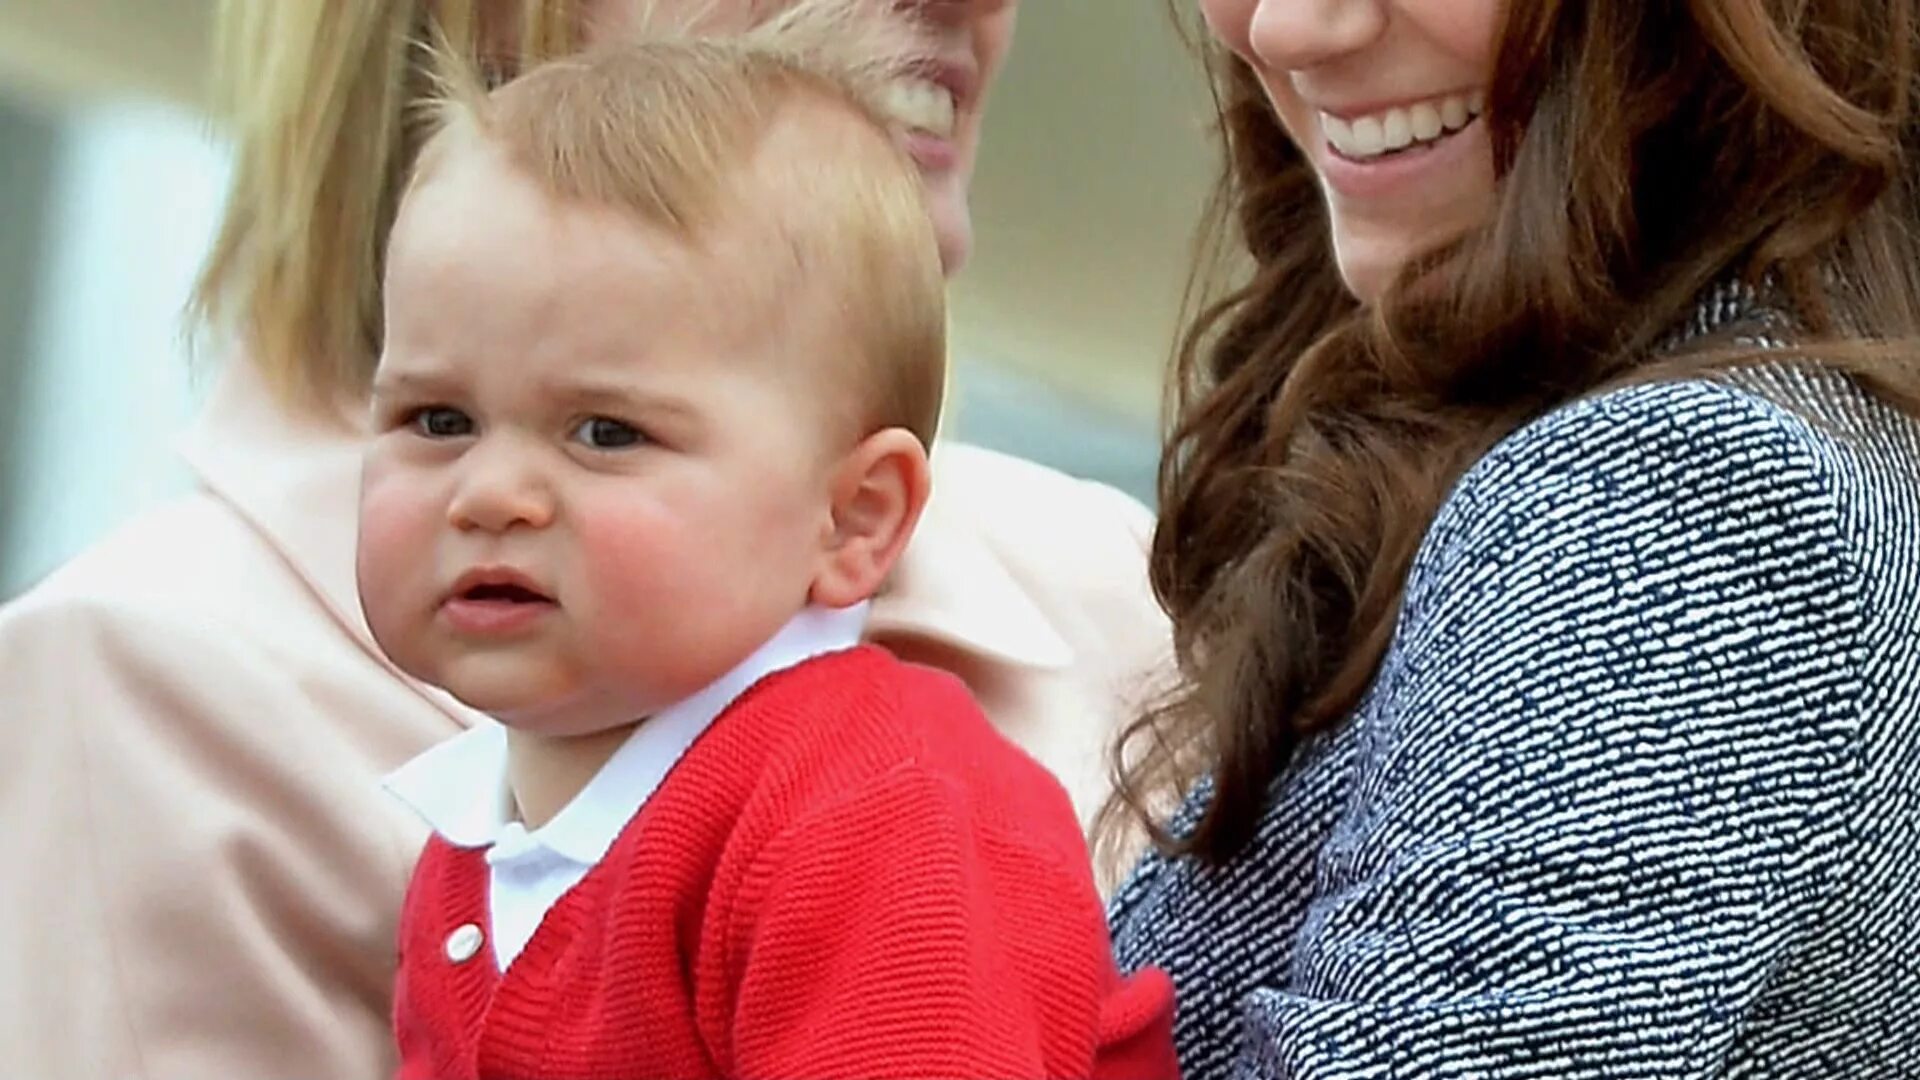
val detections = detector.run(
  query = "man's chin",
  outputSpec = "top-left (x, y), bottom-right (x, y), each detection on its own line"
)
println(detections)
top-left (932, 201), bottom-right (973, 276)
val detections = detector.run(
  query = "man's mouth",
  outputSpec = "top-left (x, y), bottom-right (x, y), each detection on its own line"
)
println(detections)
top-left (882, 75), bottom-right (957, 139)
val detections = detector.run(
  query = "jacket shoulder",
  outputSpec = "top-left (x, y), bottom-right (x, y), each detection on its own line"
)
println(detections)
top-left (932, 443), bottom-right (1155, 564)
top-left (6, 489), bottom-right (313, 629)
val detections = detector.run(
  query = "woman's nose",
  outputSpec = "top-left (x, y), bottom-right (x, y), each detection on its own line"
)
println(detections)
top-left (1243, 0), bottom-right (1388, 73)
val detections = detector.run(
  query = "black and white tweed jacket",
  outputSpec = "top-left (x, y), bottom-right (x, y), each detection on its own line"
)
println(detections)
top-left (1109, 284), bottom-right (1920, 1078)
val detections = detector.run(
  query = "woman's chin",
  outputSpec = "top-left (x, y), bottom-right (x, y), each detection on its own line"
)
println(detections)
top-left (1328, 194), bottom-right (1494, 303)
top-left (1332, 227), bottom-right (1461, 304)
top-left (1334, 252), bottom-right (1398, 305)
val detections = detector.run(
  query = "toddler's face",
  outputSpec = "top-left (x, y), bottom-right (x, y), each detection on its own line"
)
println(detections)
top-left (359, 141), bottom-right (847, 736)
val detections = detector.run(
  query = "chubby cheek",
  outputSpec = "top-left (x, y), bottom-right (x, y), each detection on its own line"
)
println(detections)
top-left (567, 496), bottom-right (717, 689)
top-left (355, 464), bottom-right (442, 660)
top-left (572, 500), bottom-right (685, 603)
top-left (568, 481), bottom-right (818, 695)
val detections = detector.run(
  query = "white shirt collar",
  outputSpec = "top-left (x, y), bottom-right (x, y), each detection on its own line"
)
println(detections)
top-left (384, 602), bottom-right (869, 867)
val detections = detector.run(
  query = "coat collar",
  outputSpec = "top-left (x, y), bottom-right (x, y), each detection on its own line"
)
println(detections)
top-left (1658, 276), bottom-right (1798, 353)
top-left (870, 442), bottom-right (1074, 670)
top-left (175, 362), bottom-right (486, 726)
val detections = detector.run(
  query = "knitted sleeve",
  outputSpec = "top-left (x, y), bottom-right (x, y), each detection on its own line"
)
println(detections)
top-left (720, 760), bottom-right (1178, 1080)
top-left (1239, 382), bottom-right (1869, 1078)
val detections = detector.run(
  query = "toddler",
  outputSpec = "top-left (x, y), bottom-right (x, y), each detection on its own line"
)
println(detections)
top-left (359, 7), bottom-right (1178, 1079)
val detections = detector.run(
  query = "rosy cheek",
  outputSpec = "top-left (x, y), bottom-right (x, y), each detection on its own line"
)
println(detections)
top-left (570, 498), bottom-right (680, 604)
top-left (356, 468), bottom-right (437, 598)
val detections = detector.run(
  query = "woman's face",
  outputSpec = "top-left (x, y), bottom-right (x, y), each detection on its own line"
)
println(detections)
top-left (583, 0), bottom-right (1019, 273)
top-left (1198, 0), bottom-right (1503, 300)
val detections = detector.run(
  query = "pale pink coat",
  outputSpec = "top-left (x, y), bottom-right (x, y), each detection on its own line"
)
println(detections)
top-left (0, 363), bottom-right (1171, 1080)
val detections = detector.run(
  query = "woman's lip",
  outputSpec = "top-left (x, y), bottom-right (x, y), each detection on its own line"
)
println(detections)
top-left (1315, 115), bottom-right (1486, 201)
top-left (1312, 87), bottom-right (1483, 121)
top-left (439, 596), bottom-right (556, 636)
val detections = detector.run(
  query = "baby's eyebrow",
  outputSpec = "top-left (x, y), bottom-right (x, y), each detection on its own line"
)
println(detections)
top-left (543, 378), bottom-right (700, 422)
top-left (369, 368), bottom-right (463, 399)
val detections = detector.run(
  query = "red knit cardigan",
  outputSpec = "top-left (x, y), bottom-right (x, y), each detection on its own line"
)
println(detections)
top-left (393, 645), bottom-right (1179, 1079)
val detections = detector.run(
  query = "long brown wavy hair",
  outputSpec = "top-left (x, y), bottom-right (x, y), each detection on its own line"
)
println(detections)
top-left (1103, 0), bottom-right (1920, 865)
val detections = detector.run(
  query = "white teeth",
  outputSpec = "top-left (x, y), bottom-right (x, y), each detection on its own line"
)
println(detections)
top-left (1409, 102), bottom-right (1442, 141)
top-left (1322, 91), bottom-right (1485, 161)
top-left (1323, 114), bottom-right (1353, 149)
top-left (1381, 109), bottom-right (1411, 150)
top-left (881, 78), bottom-right (956, 139)
top-left (1350, 116), bottom-right (1384, 156)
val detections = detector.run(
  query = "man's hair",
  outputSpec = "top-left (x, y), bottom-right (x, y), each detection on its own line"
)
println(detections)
top-left (413, 0), bottom-right (947, 444)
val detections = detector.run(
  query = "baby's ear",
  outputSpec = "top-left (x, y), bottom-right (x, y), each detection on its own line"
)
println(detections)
top-left (809, 428), bottom-right (931, 609)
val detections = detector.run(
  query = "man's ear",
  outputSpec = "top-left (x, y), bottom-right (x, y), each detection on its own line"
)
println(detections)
top-left (809, 428), bottom-right (931, 609)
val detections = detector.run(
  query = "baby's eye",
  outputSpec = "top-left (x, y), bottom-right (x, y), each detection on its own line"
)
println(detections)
top-left (572, 416), bottom-right (645, 450)
top-left (410, 406), bottom-right (474, 438)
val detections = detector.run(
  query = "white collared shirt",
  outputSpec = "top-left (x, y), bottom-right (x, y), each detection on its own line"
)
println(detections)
top-left (383, 602), bottom-right (869, 970)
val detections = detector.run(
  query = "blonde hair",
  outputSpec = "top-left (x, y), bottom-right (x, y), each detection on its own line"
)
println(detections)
top-left (191, 0), bottom-right (585, 414)
top-left (414, 3), bottom-right (947, 442)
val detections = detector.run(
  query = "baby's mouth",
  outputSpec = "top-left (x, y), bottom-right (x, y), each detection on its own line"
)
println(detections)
top-left (459, 582), bottom-right (552, 605)
top-left (438, 571), bottom-right (559, 635)
top-left (444, 566), bottom-right (558, 610)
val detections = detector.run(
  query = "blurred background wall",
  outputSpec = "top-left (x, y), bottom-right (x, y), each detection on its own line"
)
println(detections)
top-left (0, 0), bottom-right (1217, 599)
